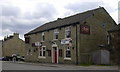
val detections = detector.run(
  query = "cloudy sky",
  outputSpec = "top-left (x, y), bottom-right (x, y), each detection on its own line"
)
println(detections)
top-left (0, 0), bottom-right (119, 40)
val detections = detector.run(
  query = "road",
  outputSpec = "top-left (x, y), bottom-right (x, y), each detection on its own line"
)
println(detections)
top-left (1, 61), bottom-right (119, 72)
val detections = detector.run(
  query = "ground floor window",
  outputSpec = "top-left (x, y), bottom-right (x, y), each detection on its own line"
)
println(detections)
top-left (65, 47), bottom-right (71, 58)
top-left (59, 49), bottom-right (62, 57)
top-left (39, 46), bottom-right (46, 57)
top-left (48, 50), bottom-right (51, 56)
top-left (28, 49), bottom-right (32, 55)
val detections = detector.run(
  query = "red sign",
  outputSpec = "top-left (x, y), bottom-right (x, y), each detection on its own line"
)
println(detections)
top-left (80, 25), bottom-right (90, 34)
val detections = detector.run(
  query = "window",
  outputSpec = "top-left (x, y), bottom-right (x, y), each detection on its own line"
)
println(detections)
top-left (54, 29), bottom-right (59, 39)
top-left (30, 49), bottom-right (32, 55)
top-left (39, 46), bottom-right (46, 57)
top-left (65, 26), bottom-right (71, 38)
top-left (42, 32), bottom-right (45, 41)
top-left (32, 43), bottom-right (35, 47)
top-left (40, 48), bottom-right (42, 56)
top-left (25, 36), bottom-right (30, 43)
top-left (59, 49), bottom-right (62, 57)
top-left (48, 50), bottom-right (51, 56)
top-left (65, 47), bottom-right (71, 58)
top-left (107, 35), bottom-right (111, 45)
top-left (43, 47), bottom-right (46, 56)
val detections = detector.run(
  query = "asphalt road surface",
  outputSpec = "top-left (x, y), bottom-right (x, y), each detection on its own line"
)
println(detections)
top-left (1, 61), bottom-right (119, 72)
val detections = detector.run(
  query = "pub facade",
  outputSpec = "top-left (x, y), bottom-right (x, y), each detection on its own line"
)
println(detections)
top-left (24, 7), bottom-right (117, 64)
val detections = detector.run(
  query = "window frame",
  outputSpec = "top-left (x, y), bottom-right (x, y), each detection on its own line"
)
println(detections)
top-left (30, 49), bottom-right (32, 55)
top-left (64, 47), bottom-right (71, 60)
top-left (38, 46), bottom-right (46, 58)
top-left (41, 32), bottom-right (45, 42)
top-left (65, 26), bottom-right (71, 38)
top-left (48, 50), bottom-right (51, 56)
top-left (107, 35), bottom-right (111, 45)
top-left (25, 36), bottom-right (30, 44)
top-left (59, 49), bottom-right (62, 57)
top-left (53, 29), bottom-right (59, 40)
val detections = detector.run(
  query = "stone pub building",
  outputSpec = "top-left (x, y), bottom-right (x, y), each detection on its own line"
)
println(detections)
top-left (24, 7), bottom-right (117, 64)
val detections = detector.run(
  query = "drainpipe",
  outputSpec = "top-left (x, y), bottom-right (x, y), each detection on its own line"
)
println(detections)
top-left (76, 24), bottom-right (78, 65)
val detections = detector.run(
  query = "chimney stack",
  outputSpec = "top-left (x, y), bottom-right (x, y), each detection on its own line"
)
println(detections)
top-left (13, 33), bottom-right (19, 38)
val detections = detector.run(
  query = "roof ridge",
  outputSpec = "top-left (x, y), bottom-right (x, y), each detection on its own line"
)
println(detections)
top-left (25, 7), bottom-right (104, 35)
top-left (41, 7), bottom-right (104, 25)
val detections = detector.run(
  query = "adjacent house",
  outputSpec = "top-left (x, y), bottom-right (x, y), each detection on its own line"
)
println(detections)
top-left (2, 33), bottom-right (25, 58)
top-left (0, 40), bottom-right (2, 57)
top-left (24, 7), bottom-right (117, 64)
top-left (108, 24), bottom-right (120, 64)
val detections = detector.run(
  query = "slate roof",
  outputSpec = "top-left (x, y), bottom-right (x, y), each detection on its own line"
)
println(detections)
top-left (25, 7), bottom-right (110, 35)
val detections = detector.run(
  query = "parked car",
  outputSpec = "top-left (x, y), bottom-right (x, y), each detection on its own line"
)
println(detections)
top-left (19, 56), bottom-right (25, 61)
top-left (2, 54), bottom-right (25, 62)
top-left (12, 54), bottom-right (25, 61)
top-left (0, 57), bottom-right (6, 61)
top-left (0, 57), bottom-right (11, 61)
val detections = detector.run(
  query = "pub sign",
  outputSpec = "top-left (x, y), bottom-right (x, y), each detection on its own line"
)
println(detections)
top-left (80, 24), bottom-right (90, 34)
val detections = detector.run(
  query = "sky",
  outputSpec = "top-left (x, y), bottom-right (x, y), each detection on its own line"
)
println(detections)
top-left (0, 0), bottom-right (120, 40)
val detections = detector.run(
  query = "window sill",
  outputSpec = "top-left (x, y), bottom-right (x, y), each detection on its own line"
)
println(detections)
top-left (53, 39), bottom-right (58, 41)
top-left (64, 58), bottom-right (71, 60)
top-left (38, 56), bottom-right (46, 59)
top-left (65, 38), bottom-right (72, 40)
top-left (41, 41), bottom-right (45, 42)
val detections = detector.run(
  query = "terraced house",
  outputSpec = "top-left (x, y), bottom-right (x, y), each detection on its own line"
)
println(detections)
top-left (108, 24), bottom-right (120, 64)
top-left (24, 7), bottom-right (117, 64)
top-left (2, 33), bottom-right (25, 58)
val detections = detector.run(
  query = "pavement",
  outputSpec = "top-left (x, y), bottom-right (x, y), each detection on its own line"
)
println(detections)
top-left (4, 61), bottom-right (119, 70)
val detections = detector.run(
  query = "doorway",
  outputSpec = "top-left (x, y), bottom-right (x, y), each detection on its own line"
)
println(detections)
top-left (52, 47), bottom-right (58, 64)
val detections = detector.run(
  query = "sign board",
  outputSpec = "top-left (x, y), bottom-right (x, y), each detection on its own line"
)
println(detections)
top-left (35, 42), bottom-right (41, 46)
top-left (80, 24), bottom-right (90, 34)
top-left (61, 39), bottom-right (71, 45)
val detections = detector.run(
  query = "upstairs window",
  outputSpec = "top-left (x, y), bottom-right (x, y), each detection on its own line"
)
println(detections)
top-left (25, 36), bottom-right (30, 44)
top-left (42, 32), bottom-right (45, 41)
top-left (54, 29), bottom-right (59, 39)
top-left (107, 35), bottom-right (111, 45)
top-left (65, 26), bottom-right (71, 38)
top-left (27, 49), bottom-right (31, 55)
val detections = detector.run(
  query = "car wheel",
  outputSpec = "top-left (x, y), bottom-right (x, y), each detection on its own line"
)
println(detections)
top-left (12, 57), bottom-right (16, 62)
